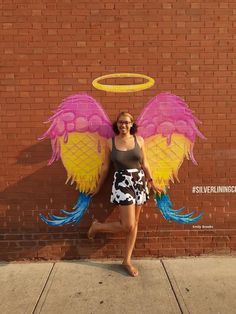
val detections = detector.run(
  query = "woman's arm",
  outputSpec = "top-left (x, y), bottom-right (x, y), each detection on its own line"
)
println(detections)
top-left (138, 136), bottom-right (152, 180)
top-left (90, 139), bottom-right (111, 196)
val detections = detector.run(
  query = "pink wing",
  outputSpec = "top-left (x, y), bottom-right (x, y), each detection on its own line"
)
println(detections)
top-left (39, 93), bottom-right (113, 165)
top-left (39, 93), bottom-right (113, 226)
top-left (137, 92), bottom-right (205, 224)
top-left (137, 92), bottom-right (205, 164)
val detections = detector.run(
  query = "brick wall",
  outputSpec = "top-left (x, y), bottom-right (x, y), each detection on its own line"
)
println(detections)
top-left (1, 0), bottom-right (236, 260)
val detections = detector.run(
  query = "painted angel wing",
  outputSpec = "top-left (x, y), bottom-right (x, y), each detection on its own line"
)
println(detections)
top-left (39, 93), bottom-right (113, 226)
top-left (137, 92), bottom-right (205, 224)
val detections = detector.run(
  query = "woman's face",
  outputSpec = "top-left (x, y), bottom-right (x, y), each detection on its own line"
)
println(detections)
top-left (117, 114), bottom-right (133, 135)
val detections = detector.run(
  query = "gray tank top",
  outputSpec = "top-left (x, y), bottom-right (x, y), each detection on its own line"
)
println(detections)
top-left (111, 135), bottom-right (143, 170)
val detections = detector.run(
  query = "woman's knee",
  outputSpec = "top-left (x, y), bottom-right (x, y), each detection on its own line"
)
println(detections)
top-left (121, 221), bottom-right (136, 233)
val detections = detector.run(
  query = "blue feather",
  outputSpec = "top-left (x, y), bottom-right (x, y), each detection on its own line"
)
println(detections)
top-left (40, 192), bottom-right (91, 226)
top-left (154, 193), bottom-right (204, 224)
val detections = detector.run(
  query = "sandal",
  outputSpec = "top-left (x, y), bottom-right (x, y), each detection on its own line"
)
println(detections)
top-left (88, 219), bottom-right (98, 240)
top-left (122, 263), bottom-right (139, 277)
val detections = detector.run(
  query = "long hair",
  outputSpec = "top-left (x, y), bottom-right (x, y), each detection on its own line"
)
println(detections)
top-left (112, 112), bottom-right (138, 135)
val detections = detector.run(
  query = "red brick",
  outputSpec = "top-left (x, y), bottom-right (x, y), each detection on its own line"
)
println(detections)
top-left (0, 0), bottom-right (235, 260)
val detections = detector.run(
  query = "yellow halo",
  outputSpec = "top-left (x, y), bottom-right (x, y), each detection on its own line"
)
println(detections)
top-left (92, 73), bottom-right (155, 93)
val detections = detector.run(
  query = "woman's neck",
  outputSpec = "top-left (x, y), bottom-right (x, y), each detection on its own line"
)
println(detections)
top-left (118, 133), bottom-right (132, 139)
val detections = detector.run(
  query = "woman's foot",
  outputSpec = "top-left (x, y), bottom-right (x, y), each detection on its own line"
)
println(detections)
top-left (122, 262), bottom-right (139, 277)
top-left (88, 219), bottom-right (99, 240)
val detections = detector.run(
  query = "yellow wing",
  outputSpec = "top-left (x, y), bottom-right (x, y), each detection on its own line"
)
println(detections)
top-left (40, 93), bottom-right (113, 192)
top-left (59, 132), bottom-right (106, 193)
top-left (137, 92), bottom-right (205, 192)
top-left (145, 134), bottom-right (193, 192)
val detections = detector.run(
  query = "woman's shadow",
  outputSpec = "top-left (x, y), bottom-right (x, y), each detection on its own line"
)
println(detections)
top-left (0, 140), bottom-right (117, 260)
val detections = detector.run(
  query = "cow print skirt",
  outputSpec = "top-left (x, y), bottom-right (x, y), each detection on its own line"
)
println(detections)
top-left (110, 169), bottom-right (149, 206)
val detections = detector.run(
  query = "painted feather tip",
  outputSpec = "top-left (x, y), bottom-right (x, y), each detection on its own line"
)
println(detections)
top-left (38, 135), bottom-right (45, 141)
top-left (39, 214), bottom-right (51, 225)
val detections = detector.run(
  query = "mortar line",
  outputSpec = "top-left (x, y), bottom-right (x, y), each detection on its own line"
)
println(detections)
top-left (32, 262), bottom-right (55, 314)
top-left (160, 259), bottom-right (184, 314)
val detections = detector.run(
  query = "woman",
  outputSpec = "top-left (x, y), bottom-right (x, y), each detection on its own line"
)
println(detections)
top-left (88, 112), bottom-right (160, 277)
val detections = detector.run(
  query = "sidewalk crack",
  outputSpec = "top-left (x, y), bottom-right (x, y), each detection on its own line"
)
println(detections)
top-left (32, 263), bottom-right (55, 314)
top-left (160, 259), bottom-right (186, 314)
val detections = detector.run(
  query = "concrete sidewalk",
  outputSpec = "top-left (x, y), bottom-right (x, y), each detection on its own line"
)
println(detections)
top-left (0, 256), bottom-right (235, 314)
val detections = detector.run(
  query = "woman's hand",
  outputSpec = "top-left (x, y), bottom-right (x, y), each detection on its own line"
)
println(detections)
top-left (148, 180), bottom-right (163, 195)
top-left (88, 185), bottom-right (101, 197)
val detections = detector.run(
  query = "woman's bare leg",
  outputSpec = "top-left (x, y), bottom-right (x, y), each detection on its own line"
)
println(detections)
top-left (122, 205), bottom-right (142, 276)
top-left (123, 205), bottom-right (142, 263)
top-left (88, 204), bottom-right (136, 237)
top-left (88, 204), bottom-right (142, 276)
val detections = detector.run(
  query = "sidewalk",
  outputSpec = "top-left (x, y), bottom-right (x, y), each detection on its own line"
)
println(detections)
top-left (0, 256), bottom-right (235, 314)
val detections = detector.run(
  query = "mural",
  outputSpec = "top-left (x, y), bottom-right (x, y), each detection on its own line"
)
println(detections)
top-left (39, 73), bottom-right (205, 226)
